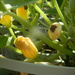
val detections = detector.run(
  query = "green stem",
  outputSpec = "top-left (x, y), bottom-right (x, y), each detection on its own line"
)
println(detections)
top-left (11, 25), bottom-right (22, 31)
top-left (38, 19), bottom-right (48, 27)
top-left (7, 11), bottom-right (33, 36)
top-left (39, 0), bottom-right (45, 8)
top-left (46, 0), bottom-right (54, 8)
top-left (52, 0), bottom-right (68, 30)
top-left (12, 25), bottom-right (28, 36)
top-left (54, 0), bottom-right (67, 22)
top-left (39, 35), bottom-right (74, 56)
top-left (8, 27), bottom-right (16, 39)
top-left (21, 24), bottom-right (27, 36)
top-left (33, 4), bottom-right (52, 26)
top-left (60, 33), bottom-right (75, 50)
top-left (7, 11), bottom-right (32, 29)
top-left (31, 28), bottom-right (75, 56)
top-left (45, 52), bottom-right (62, 62)
top-left (7, 46), bottom-right (22, 54)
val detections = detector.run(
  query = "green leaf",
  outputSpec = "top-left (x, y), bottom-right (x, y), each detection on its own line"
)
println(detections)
top-left (0, 36), bottom-right (12, 48)
top-left (3, 0), bottom-right (38, 9)
top-left (0, 1), bottom-right (7, 11)
top-left (0, 36), bottom-right (8, 48)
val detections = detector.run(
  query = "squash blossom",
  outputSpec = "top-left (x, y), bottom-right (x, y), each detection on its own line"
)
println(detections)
top-left (0, 15), bottom-right (12, 28)
top-left (16, 6), bottom-right (28, 20)
top-left (48, 22), bottom-right (62, 40)
top-left (14, 36), bottom-right (38, 59)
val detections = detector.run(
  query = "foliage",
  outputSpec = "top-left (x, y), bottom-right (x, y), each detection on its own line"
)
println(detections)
top-left (0, 0), bottom-right (75, 75)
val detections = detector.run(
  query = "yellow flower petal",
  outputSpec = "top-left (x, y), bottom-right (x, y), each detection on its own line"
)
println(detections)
top-left (14, 36), bottom-right (38, 59)
top-left (0, 15), bottom-right (12, 28)
top-left (16, 6), bottom-right (28, 20)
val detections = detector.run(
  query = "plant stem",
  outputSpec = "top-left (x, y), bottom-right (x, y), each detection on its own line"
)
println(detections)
top-left (21, 24), bottom-right (27, 36)
top-left (7, 11), bottom-right (32, 29)
top-left (39, 35), bottom-right (74, 56)
top-left (12, 25), bottom-right (28, 36)
top-left (45, 52), bottom-right (62, 62)
top-left (7, 11), bottom-right (33, 36)
top-left (54, 0), bottom-right (67, 22)
top-left (31, 28), bottom-right (75, 56)
top-left (7, 46), bottom-right (22, 54)
top-left (33, 4), bottom-right (52, 26)
top-left (11, 25), bottom-right (22, 32)
top-left (8, 27), bottom-right (16, 39)
top-left (60, 34), bottom-right (75, 50)
top-left (46, 0), bottom-right (54, 8)
top-left (39, 0), bottom-right (45, 8)
top-left (52, 0), bottom-right (68, 30)
top-left (38, 19), bottom-right (48, 27)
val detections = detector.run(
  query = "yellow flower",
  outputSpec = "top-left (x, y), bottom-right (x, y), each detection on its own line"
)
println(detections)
top-left (48, 22), bottom-right (62, 40)
top-left (14, 36), bottom-right (38, 59)
top-left (0, 15), bottom-right (12, 28)
top-left (16, 6), bottom-right (28, 20)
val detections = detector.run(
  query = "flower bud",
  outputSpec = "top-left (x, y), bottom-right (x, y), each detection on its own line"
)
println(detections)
top-left (0, 15), bottom-right (12, 28)
top-left (48, 22), bottom-right (62, 40)
top-left (14, 36), bottom-right (38, 59)
top-left (16, 6), bottom-right (28, 20)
